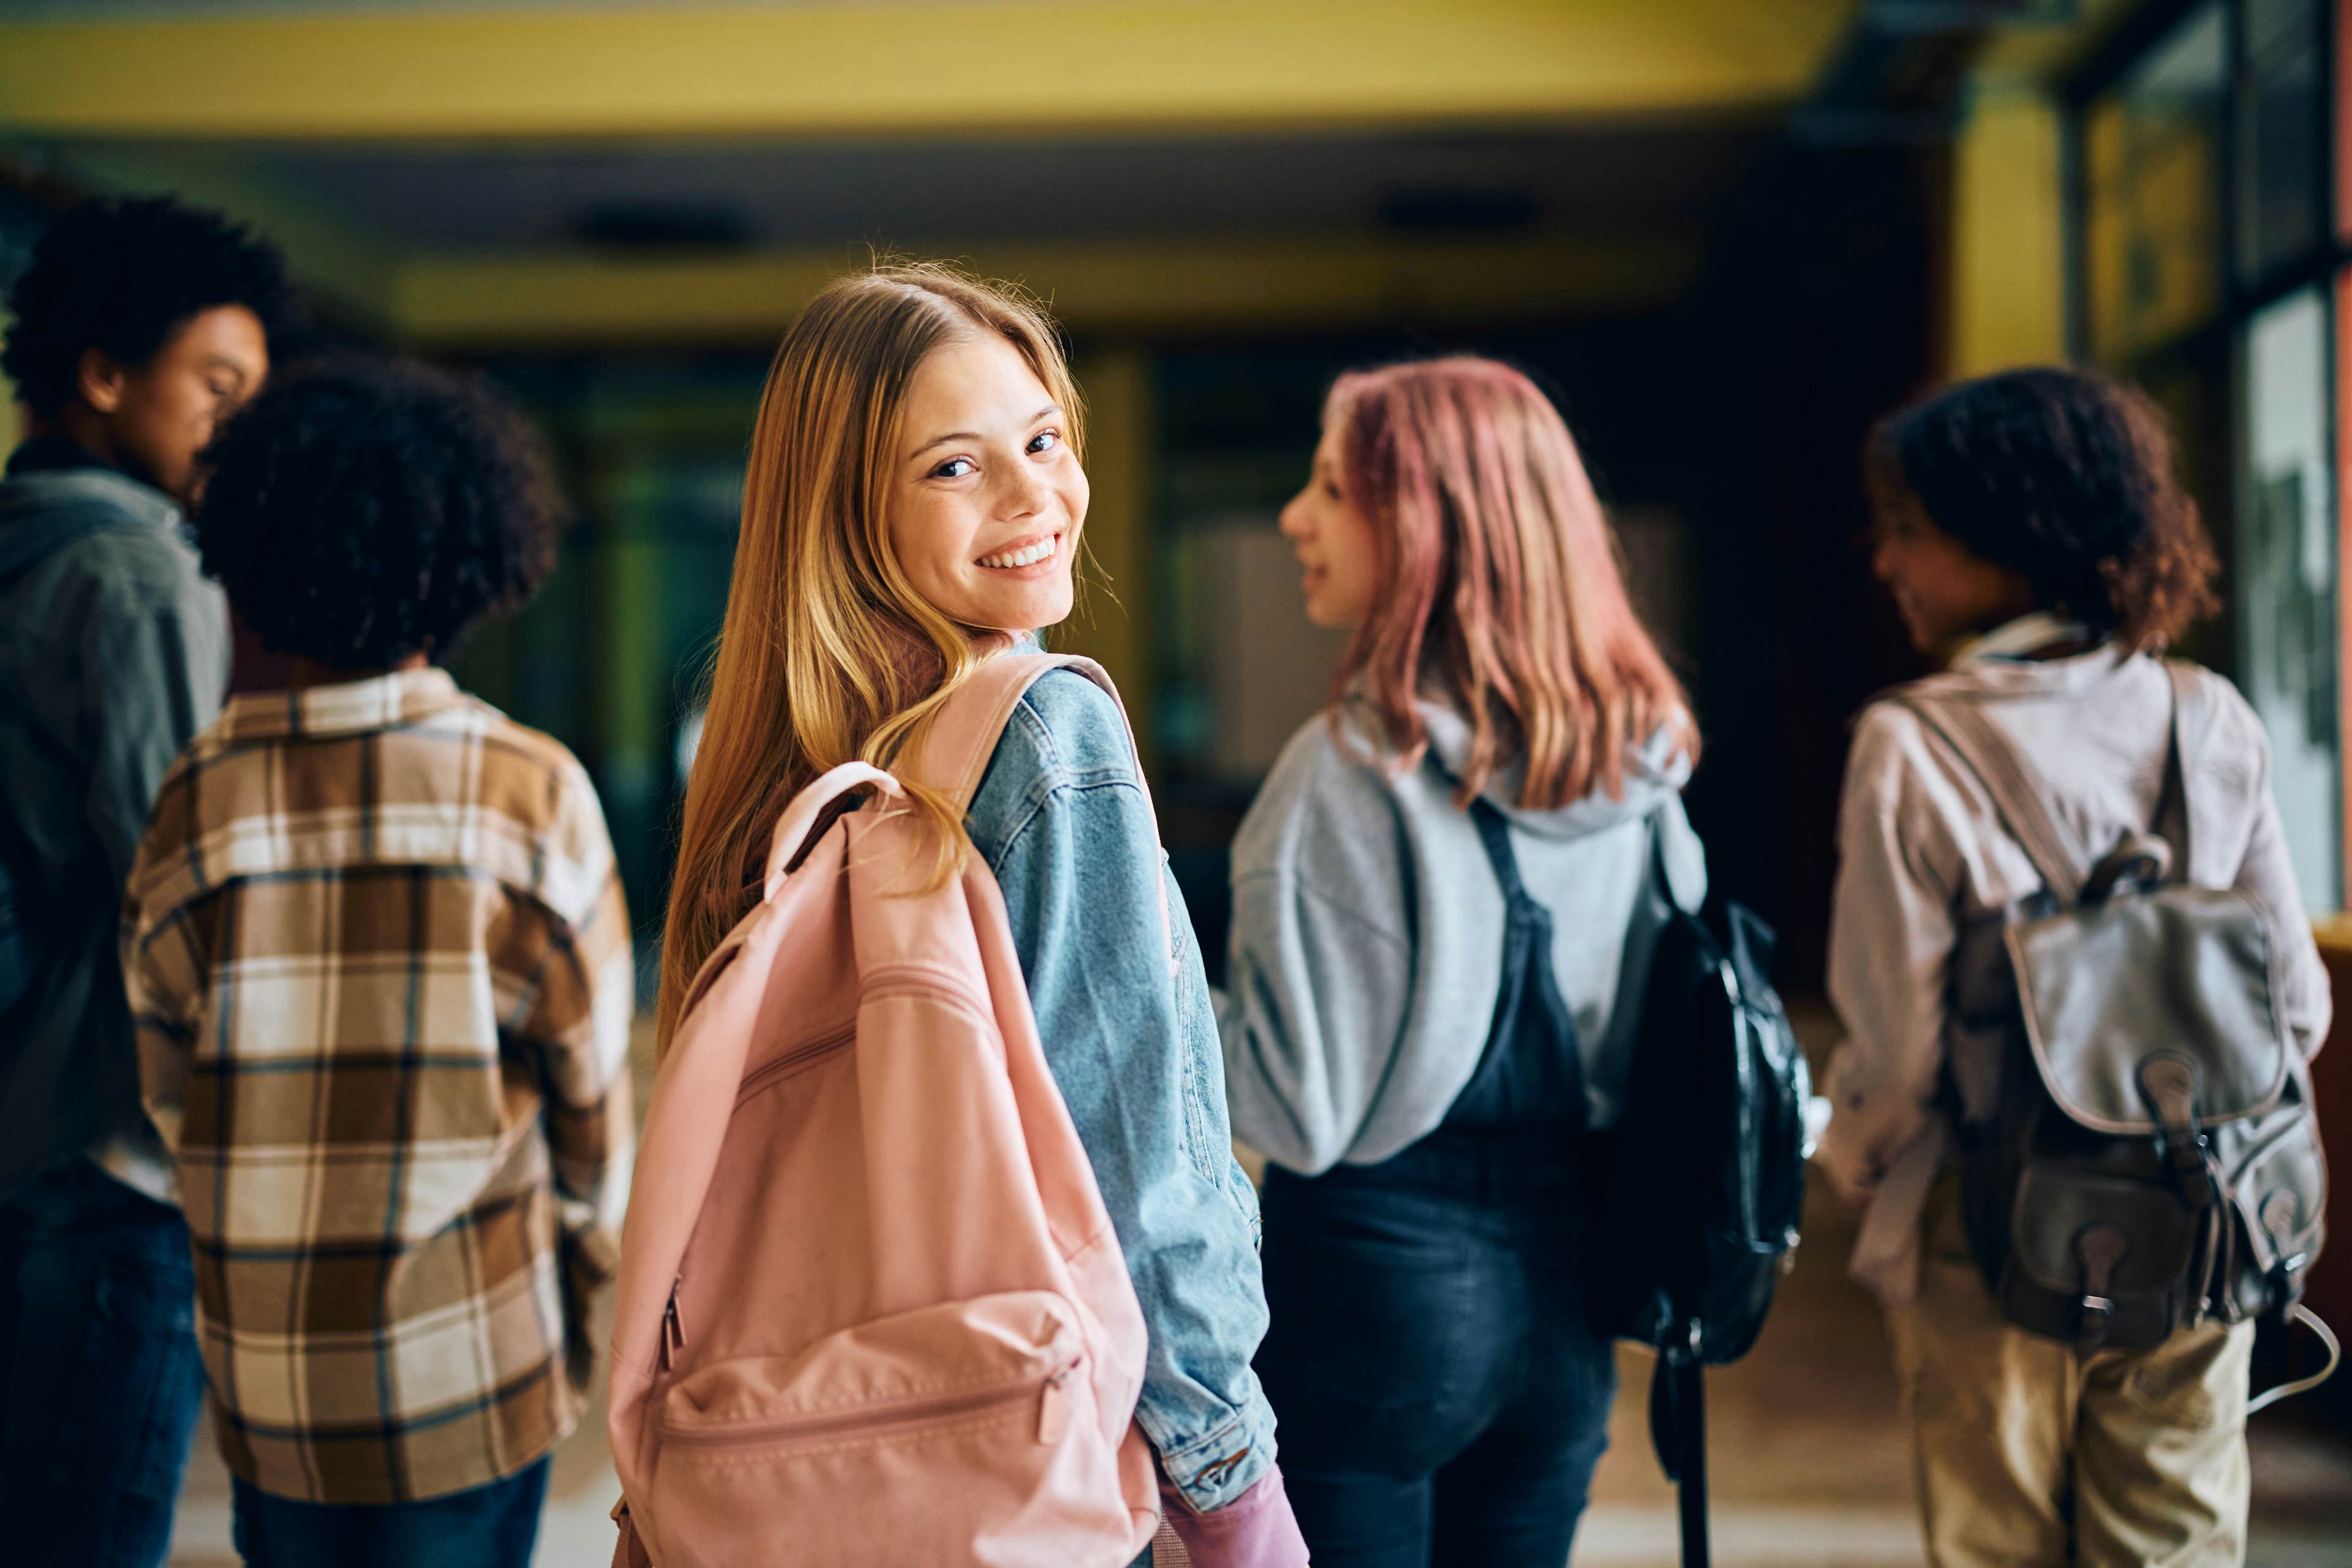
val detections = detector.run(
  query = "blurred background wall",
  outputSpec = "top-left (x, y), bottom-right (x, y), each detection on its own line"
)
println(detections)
top-left (2, 0), bottom-right (2349, 1344)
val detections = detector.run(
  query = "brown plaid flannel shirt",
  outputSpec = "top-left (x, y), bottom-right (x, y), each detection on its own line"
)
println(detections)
top-left (124, 668), bottom-right (634, 1506)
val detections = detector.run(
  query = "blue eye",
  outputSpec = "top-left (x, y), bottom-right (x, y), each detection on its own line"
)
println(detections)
top-left (1028, 430), bottom-right (1060, 454)
top-left (932, 457), bottom-right (975, 480)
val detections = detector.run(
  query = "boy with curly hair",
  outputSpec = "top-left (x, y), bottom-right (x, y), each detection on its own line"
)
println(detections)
top-left (0, 193), bottom-right (297, 1568)
top-left (1822, 368), bottom-right (2328, 1567)
top-left (123, 357), bottom-right (633, 1567)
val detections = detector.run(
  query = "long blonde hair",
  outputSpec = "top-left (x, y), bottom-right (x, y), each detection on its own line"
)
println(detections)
top-left (656, 263), bottom-right (1085, 1054)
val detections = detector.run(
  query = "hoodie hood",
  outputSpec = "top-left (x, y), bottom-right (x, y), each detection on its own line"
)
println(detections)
top-left (1220, 696), bottom-right (1710, 1175)
top-left (1414, 699), bottom-right (1692, 842)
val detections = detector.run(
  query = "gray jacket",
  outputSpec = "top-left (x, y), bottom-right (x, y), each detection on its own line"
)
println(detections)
top-left (1218, 698), bottom-right (1706, 1175)
top-left (0, 459), bottom-right (228, 1202)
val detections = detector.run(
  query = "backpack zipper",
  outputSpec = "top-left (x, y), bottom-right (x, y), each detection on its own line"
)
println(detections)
top-left (733, 1022), bottom-right (858, 1106)
top-left (659, 1279), bottom-right (685, 1372)
top-left (729, 978), bottom-right (991, 1109)
top-left (658, 1357), bottom-right (1083, 1450)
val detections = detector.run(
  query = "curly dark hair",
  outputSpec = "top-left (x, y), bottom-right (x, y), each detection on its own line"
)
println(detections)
top-left (1868, 367), bottom-right (2220, 650)
top-left (2, 195), bottom-right (300, 418)
top-left (194, 357), bottom-right (567, 669)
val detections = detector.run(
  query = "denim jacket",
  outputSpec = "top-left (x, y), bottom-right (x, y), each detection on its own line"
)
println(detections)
top-left (965, 668), bottom-right (1278, 1513)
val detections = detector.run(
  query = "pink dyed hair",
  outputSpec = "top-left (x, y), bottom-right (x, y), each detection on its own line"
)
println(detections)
top-left (1325, 356), bottom-right (1695, 808)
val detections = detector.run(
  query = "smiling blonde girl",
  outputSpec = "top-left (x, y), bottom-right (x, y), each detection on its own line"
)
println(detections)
top-left (657, 265), bottom-right (1304, 1568)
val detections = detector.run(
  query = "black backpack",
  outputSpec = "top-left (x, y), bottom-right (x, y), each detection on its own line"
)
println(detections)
top-left (1587, 824), bottom-right (1812, 1568)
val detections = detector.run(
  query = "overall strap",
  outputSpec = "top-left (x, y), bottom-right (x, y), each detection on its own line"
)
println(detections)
top-left (1890, 692), bottom-right (2089, 903)
top-left (1453, 796), bottom-right (1588, 1136)
top-left (1465, 797), bottom-right (1529, 906)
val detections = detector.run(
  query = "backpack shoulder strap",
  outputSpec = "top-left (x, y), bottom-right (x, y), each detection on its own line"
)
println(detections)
top-left (761, 761), bottom-right (903, 899)
top-left (2163, 659), bottom-right (2210, 745)
top-left (2160, 659), bottom-right (2206, 861)
top-left (900, 652), bottom-right (1155, 819)
top-left (1645, 801), bottom-right (1709, 916)
top-left (1887, 688), bottom-right (2089, 902)
top-left (900, 651), bottom-right (1176, 963)
top-left (757, 656), bottom-right (1148, 899)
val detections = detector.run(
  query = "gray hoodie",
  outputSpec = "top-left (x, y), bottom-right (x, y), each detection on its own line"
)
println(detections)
top-left (1218, 699), bottom-right (1706, 1175)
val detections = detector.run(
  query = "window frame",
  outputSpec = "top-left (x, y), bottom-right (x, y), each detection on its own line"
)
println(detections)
top-left (2062, 0), bottom-right (2348, 900)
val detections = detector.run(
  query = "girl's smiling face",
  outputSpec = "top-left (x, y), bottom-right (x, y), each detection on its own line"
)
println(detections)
top-left (1868, 487), bottom-right (2038, 654)
top-left (888, 332), bottom-right (1087, 635)
top-left (1279, 419), bottom-right (1381, 629)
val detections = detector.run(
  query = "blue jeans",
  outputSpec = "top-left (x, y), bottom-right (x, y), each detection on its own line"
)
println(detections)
top-left (0, 1158), bottom-right (208, 1568)
top-left (232, 1457), bottom-right (551, 1567)
top-left (1254, 1128), bottom-right (1617, 1568)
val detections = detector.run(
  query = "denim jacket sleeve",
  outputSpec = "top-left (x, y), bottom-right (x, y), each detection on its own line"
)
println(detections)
top-left (965, 669), bottom-right (1280, 1513)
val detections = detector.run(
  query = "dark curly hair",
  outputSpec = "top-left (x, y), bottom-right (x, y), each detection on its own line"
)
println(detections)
top-left (1868, 367), bottom-right (2220, 650)
top-left (194, 357), bottom-right (567, 669)
top-left (2, 195), bottom-right (300, 418)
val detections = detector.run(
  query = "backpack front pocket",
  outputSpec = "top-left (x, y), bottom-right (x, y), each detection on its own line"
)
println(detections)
top-left (644, 1289), bottom-right (1136, 1568)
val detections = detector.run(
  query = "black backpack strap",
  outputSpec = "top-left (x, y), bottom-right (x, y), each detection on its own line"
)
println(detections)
top-left (1646, 801), bottom-right (1688, 913)
top-left (1888, 691), bottom-right (2089, 903)
top-left (1647, 1332), bottom-right (1711, 1568)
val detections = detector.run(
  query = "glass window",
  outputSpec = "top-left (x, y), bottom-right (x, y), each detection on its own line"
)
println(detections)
top-left (2086, 4), bottom-right (2228, 362)
top-left (2139, 350), bottom-right (2238, 665)
top-left (2239, 285), bottom-right (2342, 907)
top-left (2239, 0), bottom-right (2327, 282)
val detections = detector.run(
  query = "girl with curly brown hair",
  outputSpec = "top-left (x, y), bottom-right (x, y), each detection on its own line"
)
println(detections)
top-left (1819, 367), bottom-right (2329, 1568)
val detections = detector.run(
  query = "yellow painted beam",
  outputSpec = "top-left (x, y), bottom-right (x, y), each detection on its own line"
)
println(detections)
top-left (0, 0), bottom-right (1856, 140)
top-left (391, 235), bottom-right (1704, 348)
top-left (1947, 85), bottom-right (2065, 377)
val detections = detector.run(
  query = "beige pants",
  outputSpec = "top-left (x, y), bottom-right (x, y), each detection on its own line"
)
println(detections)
top-left (1883, 1182), bottom-right (2255, 1568)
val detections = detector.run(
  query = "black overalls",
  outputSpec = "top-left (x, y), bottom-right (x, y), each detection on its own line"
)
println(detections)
top-left (1253, 801), bottom-right (1621, 1568)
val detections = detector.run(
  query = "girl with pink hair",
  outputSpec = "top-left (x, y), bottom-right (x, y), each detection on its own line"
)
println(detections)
top-left (1219, 356), bottom-right (1705, 1567)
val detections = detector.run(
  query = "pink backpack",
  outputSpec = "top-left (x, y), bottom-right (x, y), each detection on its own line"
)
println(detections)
top-left (608, 655), bottom-right (1161, 1567)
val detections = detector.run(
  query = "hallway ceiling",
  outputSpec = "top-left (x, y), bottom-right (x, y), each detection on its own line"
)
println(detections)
top-left (52, 123), bottom-right (1779, 254)
top-left (0, 0), bottom-right (1856, 342)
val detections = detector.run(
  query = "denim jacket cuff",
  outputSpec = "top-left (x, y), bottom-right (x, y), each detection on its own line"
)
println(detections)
top-left (1156, 1464), bottom-right (1308, 1568)
top-left (1153, 1403), bottom-right (1278, 1513)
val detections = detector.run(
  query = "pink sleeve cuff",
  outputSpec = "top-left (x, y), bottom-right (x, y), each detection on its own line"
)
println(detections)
top-left (1157, 1463), bottom-right (1309, 1568)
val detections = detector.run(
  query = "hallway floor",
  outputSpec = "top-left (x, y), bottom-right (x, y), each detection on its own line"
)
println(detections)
top-left (164, 1012), bottom-right (2352, 1566)
top-left (160, 1175), bottom-right (2352, 1567)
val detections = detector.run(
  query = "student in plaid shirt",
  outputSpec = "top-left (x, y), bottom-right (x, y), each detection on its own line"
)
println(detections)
top-left (123, 358), bottom-right (634, 1567)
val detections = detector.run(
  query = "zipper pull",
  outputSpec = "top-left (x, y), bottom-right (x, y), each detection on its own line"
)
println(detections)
top-left (1036, 1362), bottom-right (1076, 1446)
top-left (659, 1281), bottom-right (685, 1372)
